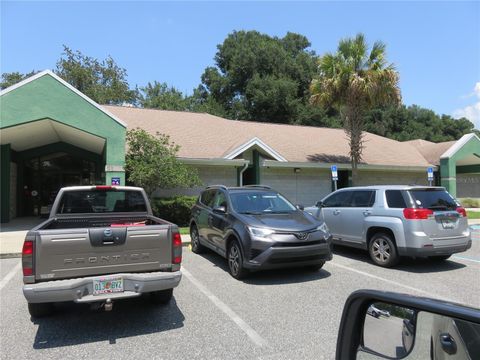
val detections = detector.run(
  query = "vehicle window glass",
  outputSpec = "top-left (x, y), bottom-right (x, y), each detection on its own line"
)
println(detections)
top-left (323, 191), bottom-right (352, 207)
top-left (57, 189), bottom-right (147, 214)
top-left (351, 191), bottom-right (375, 207)
top-left (213, 191), bottom-right (228, 209)
top-left (229, 191), bottom-right (296, 214)
top-left (409, 189), bottom-right (458, 210)
top-left (386, 190), bottom-right (407, 208)
top-left (200, 189), bottom-right (216, 208)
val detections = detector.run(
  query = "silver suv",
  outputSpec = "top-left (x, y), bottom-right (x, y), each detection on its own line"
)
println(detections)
top-left (305, 186), bottom-right (472, 267)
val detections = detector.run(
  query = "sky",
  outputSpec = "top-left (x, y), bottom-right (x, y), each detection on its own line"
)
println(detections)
top-left (1, 1), bottom-right (479, 128)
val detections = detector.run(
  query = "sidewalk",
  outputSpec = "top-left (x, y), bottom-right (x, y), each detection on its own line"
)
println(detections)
top-left (1, 217), bottom-right (478, 258)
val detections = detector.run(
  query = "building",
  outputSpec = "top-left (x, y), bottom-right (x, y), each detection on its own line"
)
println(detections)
top-left (1, 70), bottom-right (479, 222)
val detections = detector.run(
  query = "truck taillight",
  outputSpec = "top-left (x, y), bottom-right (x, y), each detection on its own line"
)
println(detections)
top-left (22, 240), bottom-right (34, 276)
top-left (456, 207), bottom-right (467, 217)
top-left (172, 231), bottom-right (182, 264)
top-left (403, 208), bottom-right (434, 220)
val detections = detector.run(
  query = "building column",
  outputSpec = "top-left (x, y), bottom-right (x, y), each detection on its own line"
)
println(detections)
top-left (105, 165), bottom-right (125, 186)
top-left (1, 144), bottom-right (11, 223)
top-left (440, 158), bottom-right (456, 197)
top-left (104, 133), bottom-right (126, 186)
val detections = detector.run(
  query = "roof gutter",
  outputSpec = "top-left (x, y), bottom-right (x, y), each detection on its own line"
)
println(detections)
top-left (261, 160), bottom-right (437, 172)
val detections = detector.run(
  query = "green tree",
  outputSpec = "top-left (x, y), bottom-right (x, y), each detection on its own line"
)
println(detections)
top-left (55, 46), bottom-right (136, 105)
top-left (139, 81), bottom-right (189, 110)
top-left (310, 34), bottom-right (401, 184)
top-left (200, 30), bottom-right (326, 123)
top-left (0, 71), bottom-right (38, 89)
top-left (125, 128), bottom-right (201, 197)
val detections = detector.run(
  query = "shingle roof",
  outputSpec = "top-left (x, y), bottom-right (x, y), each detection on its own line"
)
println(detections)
top-left (404, 139), bottom-right (456, 165)
top-left (104, 105), bottom-right (434, 167)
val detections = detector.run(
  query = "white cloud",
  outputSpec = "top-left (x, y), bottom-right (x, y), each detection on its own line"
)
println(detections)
top-left (453, 82), bottom-right (480, 129)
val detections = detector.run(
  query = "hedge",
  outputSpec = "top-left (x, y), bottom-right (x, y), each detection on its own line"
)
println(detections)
top-left (151, 196), bottom-right (198, 226)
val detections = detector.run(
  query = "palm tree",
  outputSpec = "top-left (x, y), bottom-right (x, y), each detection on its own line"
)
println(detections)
top-left (310, 33), bottom-right (401, 184)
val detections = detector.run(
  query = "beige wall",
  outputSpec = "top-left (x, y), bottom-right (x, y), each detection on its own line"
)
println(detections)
top-left (153, 165), bottom-right (238, 198)
top-left (355, 170), bottom-right (428, 187)
top-left (456, 174), bottom-right (480, 198)
top-left (260, 167), bottom-right (331, 206)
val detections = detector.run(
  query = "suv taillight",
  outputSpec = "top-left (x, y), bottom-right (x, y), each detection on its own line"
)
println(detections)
top-left (22, 240), bottom-right (34, 276)
top-left (456, 207), bottom-right (467, 217)
top-left (403, 208), bottom-right (434, 220)
top-left (172, 231), bottom-right (182, 264)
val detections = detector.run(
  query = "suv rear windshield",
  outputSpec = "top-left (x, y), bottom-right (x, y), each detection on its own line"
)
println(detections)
top-left (229, 191), bottom-right (296, 214)
top-left (57, 189), bottom-right (147, 214)
top-left (408, 189), bottom-right (458, 211)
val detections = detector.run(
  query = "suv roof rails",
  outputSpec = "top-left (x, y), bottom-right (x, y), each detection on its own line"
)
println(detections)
top-left (206, 184), bottom-right (228, 190)
top-left (243, 185), bottom-right (272, 190)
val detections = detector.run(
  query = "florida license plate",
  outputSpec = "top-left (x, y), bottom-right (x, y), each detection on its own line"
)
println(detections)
top-left (93, 276), bottom-right (124, 295)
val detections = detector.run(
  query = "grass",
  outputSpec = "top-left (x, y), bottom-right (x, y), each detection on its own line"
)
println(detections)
top-left (179, 227), bottom-right (190, 235)
top-left (467, 211), bottom-right (480, 219)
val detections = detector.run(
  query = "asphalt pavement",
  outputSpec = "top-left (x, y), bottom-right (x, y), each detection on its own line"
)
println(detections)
top-left (0, 235), bottom-right (479, 360)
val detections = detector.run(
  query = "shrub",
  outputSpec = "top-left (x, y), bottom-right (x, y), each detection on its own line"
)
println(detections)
top-left (151, 196), bottom-right (198, 226)
top-left (458, 198), bottom-right (480, 208)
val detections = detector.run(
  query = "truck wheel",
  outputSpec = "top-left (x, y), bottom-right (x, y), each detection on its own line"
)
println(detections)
top-left (429, 255), bottom-right (451, 261)
top-left (227, 240), bottom-right (248, 280)
top-left (190, 225), bottom-right (205, 254)
top-left (150, 289), bottom-right (173, 305)
top-left (28, 302), bottom-right (54, 318)
top-left (369, 233), bottom-right (399, 268)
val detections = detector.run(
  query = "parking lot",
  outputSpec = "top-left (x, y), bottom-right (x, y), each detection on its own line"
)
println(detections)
top-left (1, 231), bottom-right (479, 360)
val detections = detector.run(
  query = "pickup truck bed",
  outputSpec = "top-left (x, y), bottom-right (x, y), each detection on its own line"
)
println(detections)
top-left (22, 186), bottom-right (182, 318)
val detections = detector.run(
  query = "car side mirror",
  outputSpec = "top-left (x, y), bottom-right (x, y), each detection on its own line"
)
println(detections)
top-left (213, 206), bottom-right (226, 214)
top-left (336, 290), bottom-right (480, 360)
top-left (316, 201), bottom-right (324, 207)
top-left (296, 204), bottom-right (304, 211)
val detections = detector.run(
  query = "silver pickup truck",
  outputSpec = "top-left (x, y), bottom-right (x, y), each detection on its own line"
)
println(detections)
top-left (22, 186), bottom-right (182, 318)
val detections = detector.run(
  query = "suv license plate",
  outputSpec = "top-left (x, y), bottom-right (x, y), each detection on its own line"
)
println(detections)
top-left (441, 220), bottom-right (455, 229)
top-left (93, 277), bottom-right (124, 295)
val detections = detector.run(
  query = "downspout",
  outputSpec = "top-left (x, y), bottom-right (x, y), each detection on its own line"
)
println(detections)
top-left (238, 162), bottom-right (249, 187)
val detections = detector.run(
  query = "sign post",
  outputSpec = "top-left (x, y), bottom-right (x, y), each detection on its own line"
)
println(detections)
top-left (427, 167), bottom-right (434, 186)
top-left (331, 165), bottom-right (338, 191)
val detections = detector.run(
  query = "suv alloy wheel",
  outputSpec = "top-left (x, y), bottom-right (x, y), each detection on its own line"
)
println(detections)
top-left (368, 233), bottom-right (399, 267)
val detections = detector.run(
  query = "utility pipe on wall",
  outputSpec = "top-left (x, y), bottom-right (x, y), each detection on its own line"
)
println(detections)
top-left (238, 162), bottom-right (249, 187)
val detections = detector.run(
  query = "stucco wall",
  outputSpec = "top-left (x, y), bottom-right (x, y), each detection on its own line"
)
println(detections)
top-left (260, 167), bottom-right (331, 206)
top-left (10, 162), bottom-right (17, 220)
top-left (355, 171), bottom-right (428, 187)
top-left (152, 165), bottom-right (238, 198)
top-left (456, 174), bottom-right (480, 198)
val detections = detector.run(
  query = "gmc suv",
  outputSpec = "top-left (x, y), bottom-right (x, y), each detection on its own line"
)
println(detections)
top-left (305, 186), bottom-right (471, 267)
top-left (189, 185), bottom-right (332, 279)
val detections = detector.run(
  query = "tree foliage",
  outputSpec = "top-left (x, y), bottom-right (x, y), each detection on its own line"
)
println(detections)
top-left (125, 129), bottom-right (201, 197)
top-left (55, 46), bottom-right (136, 105)
top-left (139, 81), bottom-right (190, 111)
top-left (310, 34), bottom-right (401, 184)
top-left (0, 71), bottom-right (38, 89)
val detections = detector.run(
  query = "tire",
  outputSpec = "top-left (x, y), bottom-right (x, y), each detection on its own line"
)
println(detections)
top-left (306, 261), bottom-right (325, 271)
top-left (227, 240), bottom-right (248, 280)
top-left (429, 255), bottom-right (451, 261)
top-left (368, 233), bottom-right (399, 268)
top-left (190, 225), bottom-right (205, 254)
top-left (28, 302), bottom-right (54, 318)
top-left (150, 289), bottom-right (173, 305)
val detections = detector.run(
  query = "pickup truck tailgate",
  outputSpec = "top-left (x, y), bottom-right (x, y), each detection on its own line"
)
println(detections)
top-left (35, 226), bottom-right (174, 281)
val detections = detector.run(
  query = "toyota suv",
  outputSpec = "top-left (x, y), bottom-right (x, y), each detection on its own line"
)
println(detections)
top-left (189, 185), bottom-right (332, 279)
top-left (305, 186), bottom-right (471, 267)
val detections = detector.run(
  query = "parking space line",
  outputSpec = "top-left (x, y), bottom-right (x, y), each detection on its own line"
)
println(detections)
top-left (182, 267), bottom-right (269, 348)
top-left (328, 261), bottom-right (456, 303)
top-left (452, 255), bottom-right (480, 263)
top-left (0, 262), bottom-right (21, 291)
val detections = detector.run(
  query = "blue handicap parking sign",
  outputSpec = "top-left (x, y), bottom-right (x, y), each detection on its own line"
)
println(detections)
top-left (111, 177), bottom-right (121, 185)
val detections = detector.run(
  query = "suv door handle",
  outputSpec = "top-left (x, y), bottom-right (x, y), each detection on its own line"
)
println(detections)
top-left (363, 211), bottom-right (371, 216)
top-left (333, 210), bottom-right (341, 215)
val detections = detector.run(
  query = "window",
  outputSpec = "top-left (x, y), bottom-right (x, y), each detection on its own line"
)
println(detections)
top-left (323, 191), bottom-right (352, 207)
top-left (386, 190), bottom-right (407, 208)
top-left (408, 189), bottom-right (457, 210)
top-left (351, 191), bottom-right (375, 207)
top-left (229, 191), bottom-right (296, 214)
top-left (200, 189), bottom-right (216, 208)
top-left (213, 191), bottom-right (228, 209)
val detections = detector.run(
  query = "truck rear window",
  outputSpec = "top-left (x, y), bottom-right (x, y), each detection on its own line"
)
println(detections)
top-left (57, 190), bottom-right (147, 214)
top-left (408, 189), bottom-right (458, 211)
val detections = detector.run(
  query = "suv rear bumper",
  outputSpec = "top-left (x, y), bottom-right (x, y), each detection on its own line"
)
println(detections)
top-left (244, 242), bottom-right (332, 270)
top-left (397, 239), bottom-right (472, 257)
top-left (23, 270), bottom-right (182, 304)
